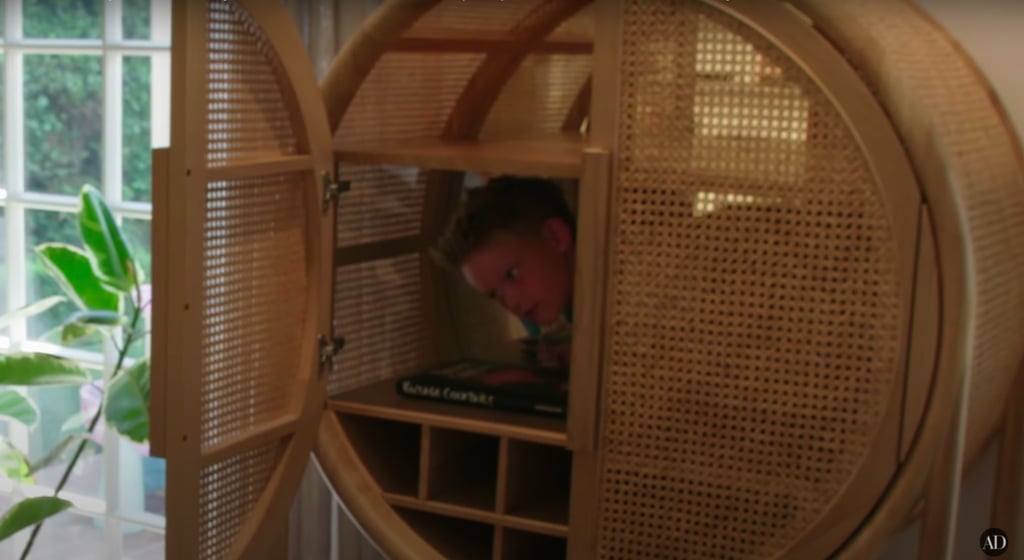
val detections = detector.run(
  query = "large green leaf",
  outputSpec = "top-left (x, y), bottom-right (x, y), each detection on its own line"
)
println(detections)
top-left (59, 321), bottom-right (96, 345)
top-left (0, 354), bottom-right (91, 386)
top-left (0, 438), bottom-right (32, 482)
top-left (36, 243), bottom-right (120, 312)
top-left (0, 496), bottom-right (72, 542)
top-left (78, 185), bottom-right (137, 293)
top-left (0, 390), bottom-right (40, 428)
top-left (0, 296), bottom-right (67, 329)
top-left (105, 358), bottom-right (149, 443)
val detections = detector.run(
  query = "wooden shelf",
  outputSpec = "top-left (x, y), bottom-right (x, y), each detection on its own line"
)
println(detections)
top-left (394, 28), bottom-right (592, 54)
top-left (329, 378), bottom-right (568, 447)
top-left (334, 133), bottom-right (585, 179)
top-left (384, 493), bottom-right (569, 538)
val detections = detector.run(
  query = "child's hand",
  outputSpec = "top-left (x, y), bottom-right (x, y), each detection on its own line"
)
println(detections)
top-left (537, 338), bottom-right (571, 369)
top-left (520, 335), bottom-right (571, 370)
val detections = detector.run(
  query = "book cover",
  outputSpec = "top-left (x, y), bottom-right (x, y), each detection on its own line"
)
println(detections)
top-left (395, 361), bottom-right (569, 418)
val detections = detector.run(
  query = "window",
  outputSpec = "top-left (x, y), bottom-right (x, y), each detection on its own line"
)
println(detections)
top-left (0, 0), bottom-right (169, 557)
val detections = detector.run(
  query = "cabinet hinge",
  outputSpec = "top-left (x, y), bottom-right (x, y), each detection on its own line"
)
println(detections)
top-left (321, 163), bottom-right (350, 214)
top-left (318, 334), bottom-right (346, 371)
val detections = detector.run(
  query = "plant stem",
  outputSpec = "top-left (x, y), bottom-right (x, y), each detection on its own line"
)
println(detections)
top-left (18, 295), bottom-right (144, 560)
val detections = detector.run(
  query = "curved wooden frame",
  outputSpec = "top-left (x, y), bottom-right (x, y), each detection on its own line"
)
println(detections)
top-left (786, 1), bottom-right (1024, 558)
top-left (314, 1), bottom-right (592, 558)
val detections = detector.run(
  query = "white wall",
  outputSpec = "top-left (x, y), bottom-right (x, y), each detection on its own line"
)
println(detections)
top-left (879, 2), bottom-right (1024, 559)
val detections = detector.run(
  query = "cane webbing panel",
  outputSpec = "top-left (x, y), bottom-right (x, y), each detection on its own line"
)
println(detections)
top-left (207, 1), bottom-right (299, 166)
top-left (801, 0), bottom-right (1024, 481)
top-left (334, 53), bottom-right (484, 145)
top-left (335, 165), bottom-right (425, 247)
top-left (201, 174), bottom-right (308, 449)
top-left (329, 254), bottom-right (423, 395)
top-left (597, 3), bottom-right (902, 559)
top-left (410, 0), bottom-right (545, 35)
top-left (480, 52), bottom-right (592, 140)
top-left (198, 441), bottom-right (283, 559)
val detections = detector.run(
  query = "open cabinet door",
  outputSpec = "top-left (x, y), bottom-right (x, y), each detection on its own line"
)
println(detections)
top-left (156, 0), bottom-right (334, 558)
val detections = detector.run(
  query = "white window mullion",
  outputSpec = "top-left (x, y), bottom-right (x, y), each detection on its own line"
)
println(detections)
top-left (104, 0), bottom-right (124, 205)
top-left (5, 41), bottom-right (26, 340)
top-left (151, 0), bottom-right (171, 149)
top-left (103, 1), bottom-right (127, 556)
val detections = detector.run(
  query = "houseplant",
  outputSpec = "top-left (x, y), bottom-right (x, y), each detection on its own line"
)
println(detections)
top-left (0, 185), bottom-right (150, 559)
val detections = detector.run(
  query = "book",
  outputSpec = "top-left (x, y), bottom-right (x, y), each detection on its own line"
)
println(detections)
top-left (395, 361), bottom-right (569, 418)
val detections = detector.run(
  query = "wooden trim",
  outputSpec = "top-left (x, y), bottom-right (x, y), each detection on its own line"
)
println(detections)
top-left (561, 75), bottom-right (591, 133)
top-left (335, 235), bottom-right (423, 267)
top-left (566, 149), bottom-right (611, 454)
top-left (917, 387), bottom-right (970, 560)
top-left (991, 363), bottom-right (1024, 542)
top-left (782, 2), bottom-right (978, 556)
top-left (901, 207), bottom-right (940, 461)
top-left (165, 1), bottom-right (208, 556)
top-left (334, 135), bottom-right (585, 178)
top-left (565, 0), bottom-right (618, 556)
top-left (417, 425), bottom-right (431, 500)
top-left (149, 147), bottom-right (170, 459)
top-left (204, 154), bottom-right (316, 182)
top-left (495, 437), bottom-right (511, 514)
top-left (319, 0), bottom-right (444, 131)
top-left (382, 493), bottom-right (570, 537)
top-left (199, 415), bottom-right (301, 467)
top-left (315, 413), bottom-right (446, 560)
top-left (393, 33), bottom-right (592, 55)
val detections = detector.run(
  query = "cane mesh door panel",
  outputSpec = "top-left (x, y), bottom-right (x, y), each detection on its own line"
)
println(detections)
top-left (163, 1), bottom-right (333, 558)
top-left (595, 2), bottom-right (912, 558)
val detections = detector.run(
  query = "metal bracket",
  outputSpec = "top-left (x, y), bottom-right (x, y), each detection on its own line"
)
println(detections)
top-left (321, 164), bottom-right (350, 214)
top-left (318, 334), bottom-right (346, 371)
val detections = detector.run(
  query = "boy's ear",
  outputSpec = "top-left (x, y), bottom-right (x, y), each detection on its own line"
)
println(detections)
top-left (541, 218), bottom-right (574, 253)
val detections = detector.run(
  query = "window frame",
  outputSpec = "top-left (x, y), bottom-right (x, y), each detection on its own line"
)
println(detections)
top-left (0, 0), bottom-right (170, 556)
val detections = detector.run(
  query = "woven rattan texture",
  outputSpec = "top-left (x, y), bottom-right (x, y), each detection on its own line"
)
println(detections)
top-left (201, 174), bottom-right (307, 449)
top-left (807, 0), bottom-right (1024, 479)
top-left (410, 0), bottom-right (544, 34)
top-left (334, 52), bottom-right (484, 144)
top-left (329, 254), bottom-right (423, 395)
top-left (198, 441), bottom-right (281, 559)
top-left (596, 3), bottom-right (901, 558)
top-left (207, 1), bottom-right (298, 166)
top-left (479, 53), bottom-right (592, 140)
top-left (335, 165), bottom-right (425, 247)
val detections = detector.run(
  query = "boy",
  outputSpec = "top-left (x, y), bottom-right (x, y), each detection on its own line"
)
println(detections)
top-left (434, 175), bottom-right (575, 368)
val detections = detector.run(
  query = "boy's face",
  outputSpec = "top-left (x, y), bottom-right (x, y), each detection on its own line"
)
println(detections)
top-left (461, 218), bottom-right (574, 328)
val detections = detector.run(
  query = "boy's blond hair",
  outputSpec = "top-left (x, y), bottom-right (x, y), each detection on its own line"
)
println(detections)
top-left (433, 176), bottom-right (575, 269)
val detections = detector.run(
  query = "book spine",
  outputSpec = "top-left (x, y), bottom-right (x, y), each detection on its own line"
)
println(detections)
top-left (395, 378), bottom-right (566, 417)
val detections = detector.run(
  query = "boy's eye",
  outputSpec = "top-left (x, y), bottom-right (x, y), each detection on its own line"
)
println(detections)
top-left (505, 267), bottom-right (519, 281)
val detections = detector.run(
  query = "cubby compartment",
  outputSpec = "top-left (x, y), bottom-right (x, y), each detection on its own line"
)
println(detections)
top-left (502, 440), bottom-right (572, 525)
top-left (336, 413), bottom-right (421, 496)
top-left (394, 507), bottom-right (495, 560)
top-left (500, 528), bottom-right (567, 560)
top-left (425, 427), bottom-right (501, 511)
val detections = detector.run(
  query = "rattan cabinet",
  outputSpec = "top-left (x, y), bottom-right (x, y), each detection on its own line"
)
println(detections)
top-left (152, 1), bottom-right (1024, 559)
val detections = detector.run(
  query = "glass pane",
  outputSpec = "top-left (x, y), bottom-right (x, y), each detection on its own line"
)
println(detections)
top-left (123, 0), bottom-right (151, 40)
top-left (24, 0), bottom-right (103, 40)
top-left (27, 382), bottom-right (104, 499)
top-left (123, 57), bottom-right (152, 203)
top-left (26, 209), bottom-right (79, 340)
top-left (16, 510), bottom-right (107, 557)
top-left (25, 55), bottom-right (103, 196)
top-left (1, 53), bottom-right (5, 193)
top-left (125, 442), bottom-right (165, 517)
top-left (124, 523), bottom-right (165, 560)
top-left (0, 208), bottom-right (7, 319)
